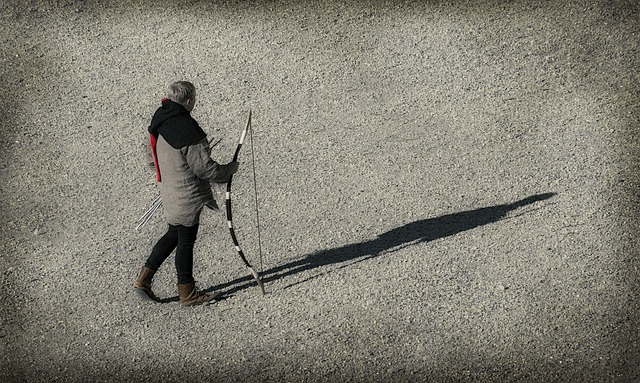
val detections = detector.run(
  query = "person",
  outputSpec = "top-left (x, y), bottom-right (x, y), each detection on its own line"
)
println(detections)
top-left (133, 80), bottom-right (239, 306)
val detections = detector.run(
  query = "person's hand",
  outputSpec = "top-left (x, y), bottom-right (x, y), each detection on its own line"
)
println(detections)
top-left (227, 161), bottom-right (239, 174)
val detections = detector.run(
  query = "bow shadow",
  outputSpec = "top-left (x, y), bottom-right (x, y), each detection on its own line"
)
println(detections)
top-left (205, 192), bottom-right (556, 297)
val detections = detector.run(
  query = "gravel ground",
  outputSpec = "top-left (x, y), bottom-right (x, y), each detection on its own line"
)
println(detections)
top-left (1, 0), bottom-right (638, 382)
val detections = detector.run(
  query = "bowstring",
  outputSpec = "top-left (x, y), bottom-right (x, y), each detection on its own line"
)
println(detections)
top-left (248, 114), bottom-right (264, 273)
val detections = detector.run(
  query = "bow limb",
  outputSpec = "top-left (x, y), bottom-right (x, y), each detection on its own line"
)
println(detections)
top-left (225, 110), bottom-right (266, 295)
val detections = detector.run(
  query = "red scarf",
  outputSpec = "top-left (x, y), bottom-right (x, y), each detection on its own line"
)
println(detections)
top-left (150, 133), bottom-right (161, 182)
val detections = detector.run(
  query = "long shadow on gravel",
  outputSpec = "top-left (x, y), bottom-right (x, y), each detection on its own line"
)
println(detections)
top-left (206, 192), bottom-right (556, 297)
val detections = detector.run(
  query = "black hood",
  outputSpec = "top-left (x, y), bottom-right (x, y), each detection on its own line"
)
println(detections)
top-left (148, 99), bottom-right (206, 149)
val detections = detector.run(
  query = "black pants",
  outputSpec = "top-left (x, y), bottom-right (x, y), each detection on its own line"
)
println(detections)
top-left (146, 224), bottom-right (199, 284)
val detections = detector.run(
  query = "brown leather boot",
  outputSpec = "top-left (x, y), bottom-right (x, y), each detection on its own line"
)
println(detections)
top-left (177, 282), bottom-right (219, 306)
top-left (133, 266), bottom-right (161, 302)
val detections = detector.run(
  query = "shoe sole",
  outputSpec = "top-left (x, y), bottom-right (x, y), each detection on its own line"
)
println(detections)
top-left (134, 287), bottom-right (161, 302)
top-left (180, 290), bottom-right (221, 307)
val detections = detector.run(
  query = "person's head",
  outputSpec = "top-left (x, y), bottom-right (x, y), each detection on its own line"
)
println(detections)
top-left (168, 81), bottom-right (196, 111)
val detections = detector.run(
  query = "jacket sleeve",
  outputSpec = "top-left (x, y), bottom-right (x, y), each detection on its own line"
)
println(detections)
top-left (182, 138), bottom-right (234, 183)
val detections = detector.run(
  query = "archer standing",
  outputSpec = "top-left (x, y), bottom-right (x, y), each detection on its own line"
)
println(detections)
top-left (134, 80), bottom-right (239, 306)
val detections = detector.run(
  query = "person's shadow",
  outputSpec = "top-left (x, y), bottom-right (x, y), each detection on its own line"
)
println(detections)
top-left (198, 192), bottom-right (556, 298)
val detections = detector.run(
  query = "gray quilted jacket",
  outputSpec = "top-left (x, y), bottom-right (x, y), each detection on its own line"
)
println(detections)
top-left (155, 135), bottom-right (232, 226)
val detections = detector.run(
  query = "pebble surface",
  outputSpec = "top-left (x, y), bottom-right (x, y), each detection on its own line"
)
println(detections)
top-left (0, 1), bottom-right (638, 382)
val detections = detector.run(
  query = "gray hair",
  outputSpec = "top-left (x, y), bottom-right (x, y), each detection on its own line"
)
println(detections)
top-left (167, 81), bottom-right (196, 105)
